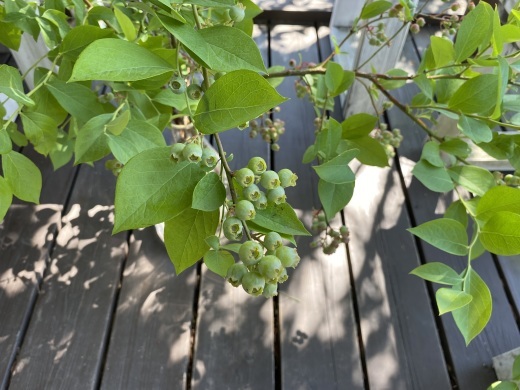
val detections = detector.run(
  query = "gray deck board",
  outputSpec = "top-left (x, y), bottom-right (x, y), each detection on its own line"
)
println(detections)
top-left (387, 32), bottom-right (520, 389)
top-left (8, 162), bottom-right (127, 390)
top-left (271, 24), bottom-right (364, 389)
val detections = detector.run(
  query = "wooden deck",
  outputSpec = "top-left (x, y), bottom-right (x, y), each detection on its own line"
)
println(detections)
top-left (1, 9), bottom-right (520, 390)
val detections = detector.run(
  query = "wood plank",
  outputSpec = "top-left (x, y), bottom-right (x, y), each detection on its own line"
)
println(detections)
top-left (0, 152), bottom-right (76, 388)
top-left (497, 255), bottom-right (520, 317)
top-left (100, 227), bottom-right (197, 389)
top-left (255, 0), bottom-right (333, 12)
top-left (270, 24), bottom-right (364, 389)
top-left (8, 162), bottom-right (127, 389)
top-left (191, 25), bottom-right (276, 390)
top-left (387, 32), bottom-right (520, 389)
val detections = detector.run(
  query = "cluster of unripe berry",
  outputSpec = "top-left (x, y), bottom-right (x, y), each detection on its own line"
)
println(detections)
top-left (373, 124), bottom-right (403, 159)
top-left (248, 109), bottom-right (286, 152)
top-left (310, 210), bottom-right (350, 255)
top-left (105, 159), bottom-right (124, 176)
top-left (493, 171), bottom-right (520, 187)
top-left (170, 140), bottom-right (219, 170)
top-left (225, 233), bottom-right (301, 297)
top-left (367, 22), bottom-right (390, 47)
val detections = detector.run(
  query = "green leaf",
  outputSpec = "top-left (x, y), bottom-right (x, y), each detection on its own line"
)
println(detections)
top-left (325, 62), bottom-right (354, 97)
top-left (414, 74), bottom-right (434, 100)
top-left (454, 2), bottom-right (494, 62)
top-left (205, 235), bottom-right (220, 251)
top-left (0, 127), bottom-right (12, 154)
top-left (220, 243), bottom-right (244, 253)
top-left (266, 65), bottom-right (285, 88)
top-left (192, 172), bottom-right (226, 211)
top-left (448, 74), bottom-right (499, 116)
top-left (75, 114), bottom-right (112, 164)
top-left (487, 381), bottom-right (519, 390)
top-left (313, 149), bottom-right (357, 184)
top-left (476, 186), bottom-right (520, 223)
top-left (420, 141), bottom-right (444, 167)
top-left (60, 25), bottom-right (115, 58)
top-left (480, 211), bottom-right (520, 256)
top-left (113, 147), bottom-right (205, 233)
top-left (342, 113), bottom-right (378, 139)
top-left (0, 65), bottom-right (34, 107)
top-left (0, 176), bottom-right (13, 221)
top-left (408, 218), bottom-right (468, 256)
top-left (457, 115), bottom-right (493, 144)
top-left (159, 16), bottom-right (266, 73)
top-left (0, 17), bottom-right (22, 50)
top-left (164, 207), bottom-right (219, 274)
top-left (315, 118), bottom-right (342, 160)
top-left (250, 203), bottom-right (311, 236)
top-left (513, 355), bottom-right (520, 380)
top-left (318, 179), bottom-right (355, 219)
top-left (70, 38), bottom-right (174, 82)
top-left (302, 144), bottom-right (316, 164)
top-left (430, 36), bottom-right (454, 67)
top-left (105, 110), bottom-right (131, 136)
top-left (177, 0), bottom-right (234, 7)
top-left (378, 68), bottom-right (408, 90)
top-left (410, 262), bottom-right (463, 285)
top-left (448, 165), bottom-right (496, 197)
top-left (360, 0), bottom-right (392, 19)
top-left (412, 160), bottom-right (454, 193)
top-left (114, 6), bottom-right (136, 42)
top-left (193, 70), bottom-right (287, 134)
top-left (46, 78), bottom-right (111, 127)
top-left (20, 112), bottom-right (58, 155)
top-left (342, 136), bottom-right (389, 167)
top-left (2, 150), bottom-right (42, 204)
top-left (439, 138), bottom-right (471, 159)
top-left (436, 288), bottom-right (473, 315)
top-left (444, 200), bottom-right (468, 228)
top-left (107, 119), bottom-right (166, 164)
top-left (452, 268), bottom-right (492, 345)
top-left (203, 249), bottom-right (235, 278)
top-left (493, 56), bottom-right (510, 119)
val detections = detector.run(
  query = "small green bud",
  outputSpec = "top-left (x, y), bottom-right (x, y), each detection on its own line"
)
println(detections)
top-left (263, 282), bottom-right (278, 298)
top-left (264, 232), bottom-right (283, 251)
top-left (267, 186), bottom-right (286, 205)
top-left (242, 272), bottom-right (265, 296)
top-left (278, 168), bottom-right (298, 187)
top-left (226, 263), bottom-right (248, 287)
top-left (243, 184), bottom-right (262, 201)
top-left (235, 167), bottom-right (255, 187)
top-left (248, 157), bottom-right (267, 175)
top-left (257, 255), bottom-right (283, 282)
top-left (235, 200), bottom-right (256, 221)
top-left (275, 246), bottom-right (300, 268)
top-left (223, 217), bottom-right (243, 241)
top-left (239, 241), bottom-right (264, 266)
top-left (410, 23), bottom-right (420, 34)
top-left (260, 170), bottom-right (280, 190)
top-left (182, 143), bottom-right (202, 162)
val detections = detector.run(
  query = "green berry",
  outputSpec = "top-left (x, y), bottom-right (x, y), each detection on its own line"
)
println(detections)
top-left (263, 283), bottom-right (278, 298)
top-left (187, 84), bottom-right (203, 100)
top-left (248, 157), bottom-right (267, 175)
top-left (255, 193), bottom-right (268, 210)
top-left (239, 241), bottom-right (264, 266)
top-left (170, 76), bottom-right (186, 94)
top-left (257, 255), bottom-right (283, 282)
top-left (277, 267), bottom-right (288, 283)
top-left (242, 272), bottom-right (265, 296)
top-left (182, 143), bottom-right (202, 162)
top-left (243, 184), bottom-right (262, 201)
top-left (410, 23), bottom-right (420, 34)
top-left (170, 143), bottom-right (185, 162)
top-left (416, 17), bottom-right (426, 27)
top-left (229, 5), bottom-right (245, 22)
top-left (223, 217), bottom-right (243, 241)
top-left (235, 167), bottom-right (255, 187)
top-left (275, 246), bottom-right (300, 268)
top-left (226, 263), bottom-right (248, 287)
top-left (267, 186), bottom-right (286, 205)
top-left (201, 147), bottom-right (219, 168)
top-left (264, 232), bottom-right (283, 251)
top-left (235, 200), bottom-right (256, 221)
top-left (278, 168), bottom-right (298, 187)
top-left (271, 143), bottom-right (280, 152)
top-left (260, 170), bottom-right (280, 189)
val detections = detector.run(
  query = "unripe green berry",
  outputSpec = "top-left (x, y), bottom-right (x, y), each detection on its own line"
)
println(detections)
top-left (201, 147), bottom-right (219, 168)
top-left (242, 272), bottom-right (265, 296)
top-left (182, 143), bottom-right (202, 162)
top-left (239, 241), bottom-right (264, 266)
top-left (235, 167), bottom-right (255, 187)
top-left (410, 23), bottom-right (420, 34)
top-left (264, 232), bottom-right (283, 251)
top-left (187, 84), bottom-right (203, 100)
top-left (223, 217), bottom-right (243, 241)
top-left (277, 267), bottom-right (288, 283)
top-left (170, 143), bottom-right (185, 162)
top-left (275, 246), bottom-right (300, 268)
top-left (248, 157), bottom-right (267, 175)
top-left (243, 184), bottom-right (262, 201)
top-left (257, 255), bottom-right (283, 282)
top-left (260, 170), bottom-right (280, 189)
top-left (263, 283), bottom-right (278, 298)
top-left (255, 193), bottom-right (268, 210)
top-left (226, 263), bottom-right (248, 287)
top-left (229, 5), bottom-right (245, 22)
top-left (271, 143), bottom-right (280, 152)
top-left (171, 76), bottom-right (186, 94)
top-left (340, 225), bottom-right (349, 236)
top-left (416, 17), bottom-right (426, 27)
top-left (278, 168), bottom-right (298, 187)
top-left (235, 200), bottom-right (256, 221)
top-left (267, 186), bottom-right (286, 205)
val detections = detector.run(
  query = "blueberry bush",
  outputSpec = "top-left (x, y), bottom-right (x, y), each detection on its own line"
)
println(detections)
top-left (1, 0), bottom-right (520, 346)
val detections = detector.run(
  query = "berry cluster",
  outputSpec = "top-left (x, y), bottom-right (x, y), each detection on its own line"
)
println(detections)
top-left (493, 171), bottom-right (520, 187)
top-left (169, 140), bottom-right (219, 170)
top-left (226, 233), bottom-right (301, 297)
top-left (248, 109), bottom-right (286, 151)
top-left (373, 124), bottom-right (403, 158)
top-left (367, 22), bottom-right (390, 47)
top-left (310, 210), bottom-right (350, 255)
top-left (105, 159), bottom-right (124, 176)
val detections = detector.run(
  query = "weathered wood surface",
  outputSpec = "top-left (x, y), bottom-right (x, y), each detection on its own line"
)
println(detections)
top-left (256, 0), bottom-right (333, 12)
